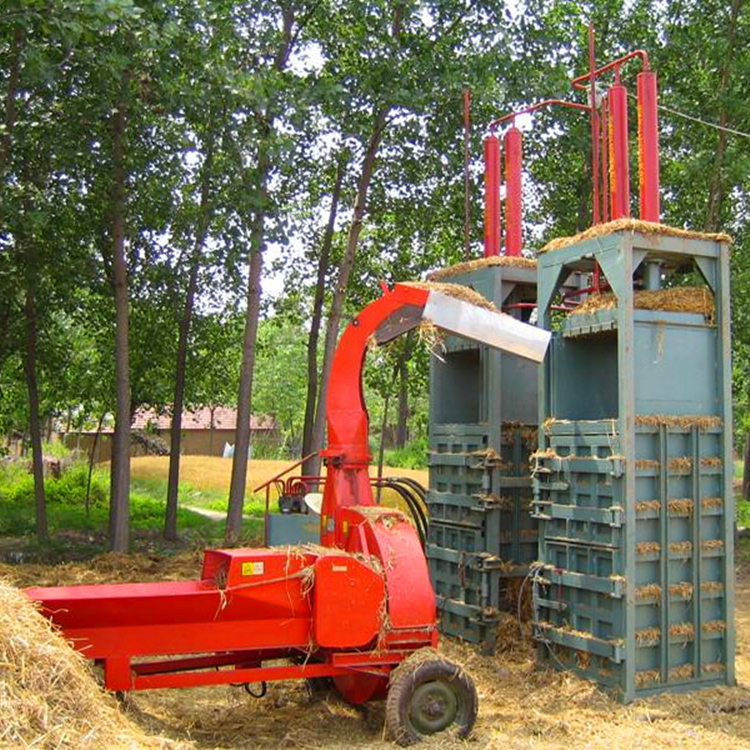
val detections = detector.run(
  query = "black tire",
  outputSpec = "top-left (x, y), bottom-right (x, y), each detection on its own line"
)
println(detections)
top-left (305, 676), bottom-right (335, 701)
top-left (385, 654), bottom-right (478, 746)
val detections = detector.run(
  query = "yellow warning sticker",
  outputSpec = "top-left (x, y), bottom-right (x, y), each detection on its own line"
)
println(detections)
top-left (241, 561), bottom-right (265, 577)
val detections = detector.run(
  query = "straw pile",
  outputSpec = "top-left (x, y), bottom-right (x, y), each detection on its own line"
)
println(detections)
top-left (428, 255), bottom-right (536, 281)
top-left (401, 280), bottom-right (496, 311)
top-left (569, 286), bottom-right (715, 320)
top-left (539, 218), bottom-right (732, 254)
top-left (635, 415), bottom-right (723, 430)
top-left (670, 582), bottom-right (694, 600)
top-left (0, 579), bottom-right (173, 749)
top-left (3, 549), bottom-right (750, 750)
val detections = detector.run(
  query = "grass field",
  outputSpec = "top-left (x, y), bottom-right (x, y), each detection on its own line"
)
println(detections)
top-left (130, 455), bottom-right (429, 514)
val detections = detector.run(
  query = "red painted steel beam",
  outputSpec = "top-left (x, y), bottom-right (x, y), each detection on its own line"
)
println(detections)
top-left (504, 126), bottom-right (523, 256)
top-left (608, 82), bottom-right (630, 219)
top-left (637, 70), bottom-right (660, 222)
top-left (489, 99), bottom-right (590, 129)
top-left (484, 134), bottom-right (501, 256)
top-left (589, 23), bottom-right (600, 224)
top-left (570, 49), bottom-right (650, 89)
top-left (134, 661), bottom-right (361, 691)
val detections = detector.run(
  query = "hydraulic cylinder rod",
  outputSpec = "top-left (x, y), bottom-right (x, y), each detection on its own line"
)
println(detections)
top-left (608, 80), bottom-right (630, 220)
top-left (483, 134), bottom-right (501, 257)
top-left (637, 70), bottom-right (660, 222)
top-left (504, 125), bottom-right (523, 256)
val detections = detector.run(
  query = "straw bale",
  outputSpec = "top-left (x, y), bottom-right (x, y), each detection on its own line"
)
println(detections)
top-left (636, 542), bottom-right (661, 556)
top-left (701, 581), bottom-right (724, 594)
top-left (669, 623), bottom-right (695, 641)
top-left (670, 582), bottom-right (694, 600)
top-left (636, 500), bottom-right (662, 514)
top-left (520, 426), bottom-right (539, 445)
top-left (635, 584), bottom-right (662, 602)
top-left (635, 415), bottom-right (723, 431)
top-left (636, 459), bottom-right (660, 471)
top-left (428, 254), bottom-right (537, 281)
top-left (703, 620), bottom-right (727, 633)
top-left (636, 627), bottom-right (662, 645)
top-left (701, 457), bottom-right (724, 469)
top-left (568, 286), bottom-right (715, 321)
top-left (0, 579), bottom-right (173, 749)
top-left (670, 664), bottom-right (695, 682)
top-left (702, 539), bottom-right (725, 552)
top-left (702, 496), bottom-right (724, 509)
top-left (668, 457), bottom-right (693, 473)
top-left (668, 498), bottom-right (695, 515)
top-left (703, 662), bottom-right (726, 674)
top-left (670, 541), bottom-right (693, 556)
top-left (532, 448), bottom-right (559, 460)
top-left (635, 670), bottom-right (661, 687)
top-left (539, 218), bottom-right (732, 254)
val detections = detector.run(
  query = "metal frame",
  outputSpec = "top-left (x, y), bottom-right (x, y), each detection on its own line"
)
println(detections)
top-left (427, 263), bottom-right (539, 652)
top-left (535, 227), bottom-right (734, 701)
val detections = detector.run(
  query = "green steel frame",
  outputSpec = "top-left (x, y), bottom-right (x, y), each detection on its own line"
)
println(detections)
top-left (534, 228), bottom-right (734, 701)
top-left (427, 262), bottom-right (538, 653)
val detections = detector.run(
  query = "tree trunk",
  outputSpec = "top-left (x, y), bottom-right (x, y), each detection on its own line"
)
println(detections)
top-left (395, 362), bottom-right (409, 448)
top-left (209, 405), bottom-right (216, 455)
top-left (0, 24), bottom-right (25, 184)
top-left (705, 0), bottom-right (743, 231)
top-left (109, 70), bottom-right (132, 553)
top-left (86, 412), bottom-right (106, 517)
top-left (743, 432), bottom-right (750, 501)
top-left (376, 389), bottom-right (392, 504)
top-left (306, 105), bottom-right (391, 477)
top-left (301, 153), bottom-right (347, 475)
top-left (225, 9), bottom-right (295, 544)
top-left (23, 282), bottom-right (48, 542)
top-left (164, 137), bottom-right (214, 541)
top-left (226, 204), bottom-right (265, 543)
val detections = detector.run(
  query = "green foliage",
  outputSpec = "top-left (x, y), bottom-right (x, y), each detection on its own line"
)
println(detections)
top-left (384, 437), bottom-right (429, 470)
top-left (0, 462), bottom-right (105, 506)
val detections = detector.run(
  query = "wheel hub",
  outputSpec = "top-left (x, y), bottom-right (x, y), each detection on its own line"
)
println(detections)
top-left (408, 680), bottom-right (459, 734)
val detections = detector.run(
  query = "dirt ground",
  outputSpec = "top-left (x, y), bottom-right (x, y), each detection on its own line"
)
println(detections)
top-left (4, 551), bottom-right (750, 750)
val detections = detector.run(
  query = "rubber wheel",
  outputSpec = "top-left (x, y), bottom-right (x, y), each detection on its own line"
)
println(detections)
top-left (305, 676), bottom-right (334, 701)
top-left (385, 655), bottom-right (478, 746)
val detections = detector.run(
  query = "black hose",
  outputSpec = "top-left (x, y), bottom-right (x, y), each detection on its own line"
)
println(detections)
top-left (374, 480), bottom-right (428, 548)
top-left (390, 476), bottom-right (427, 501)
top-left (385, 477), bottom-right (429, 530)
top-left (374, 480), bottom-right (425, 543)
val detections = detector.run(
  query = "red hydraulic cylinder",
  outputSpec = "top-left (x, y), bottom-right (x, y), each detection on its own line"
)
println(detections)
top-left (483, 134), bottom-right (501, 257)
top-left (608, 82), bottom-right (630, 220)
top-left (637, 71), bottom-right (660, 222)
top-left (504, 125), bottom-right (523, 256)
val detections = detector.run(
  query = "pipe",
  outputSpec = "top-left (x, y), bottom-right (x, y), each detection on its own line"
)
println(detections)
top-left (489, 99), bottom-right (590, 130)
top-left (570, 49), bottom-right (650, 89)
top-left (504, 125), bottom-right (523, 256)
top-left (608, 80), bottom-right (630, 219)
top-left (589, 23), bottom-right (600, 224)
top-left (483, 134), bottom-right (501, 257)
top-left (637, 70), bottom-right (660, 222)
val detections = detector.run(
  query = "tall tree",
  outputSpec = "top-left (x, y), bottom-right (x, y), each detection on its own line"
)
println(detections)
top-left (226, 3), bottom-right (319, 542)
top-left (301, 151), bottom-right (348, 475)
